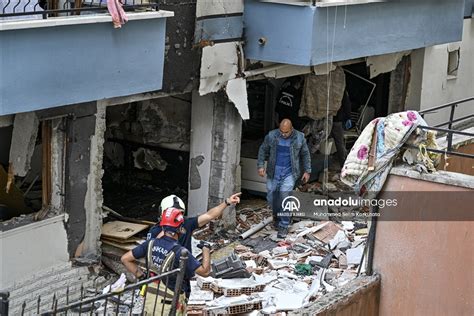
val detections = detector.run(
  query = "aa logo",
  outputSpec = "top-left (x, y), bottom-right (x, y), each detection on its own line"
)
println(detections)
top-left (282, 196), bottom-right (300, 212)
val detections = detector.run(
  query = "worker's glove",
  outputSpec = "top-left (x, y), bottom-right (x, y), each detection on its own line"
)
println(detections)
top-left (344, 119), bottom-right (353, 130)
top-left (197, 240), bottom-right (212, 250)
top-left (137, 274), bottom-right (147, 282)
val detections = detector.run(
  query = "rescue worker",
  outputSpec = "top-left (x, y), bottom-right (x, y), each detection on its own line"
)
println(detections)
top-left (146, 192), bottom-right (241, 252)
top-left (121, 207), bottom-right (211, 315)
top-left (275, 76), bottom-right (304, 129)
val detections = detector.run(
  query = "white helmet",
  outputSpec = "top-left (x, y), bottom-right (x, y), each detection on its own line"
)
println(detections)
top-left (159, 195), bottom-right (186, 215)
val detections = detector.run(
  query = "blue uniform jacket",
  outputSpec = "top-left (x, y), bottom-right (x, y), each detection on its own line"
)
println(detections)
top-left (257, 129), bottom-right (311, 180)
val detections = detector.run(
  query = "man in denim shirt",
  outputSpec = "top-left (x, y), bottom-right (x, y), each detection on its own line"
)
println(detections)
top-left (257, 119), bottom-right (311, 238)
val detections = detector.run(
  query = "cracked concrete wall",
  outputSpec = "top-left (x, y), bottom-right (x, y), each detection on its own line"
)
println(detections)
top-left (188, 91), bottom-right (214, 215)
top-left (208, 92), bottom-right (242, 227)
top-left (387, 55), bottom-right (411, 114)
top-left (63, 103), bottom-right (99, 258)
top-left (50, 118), bottom-right (66, 212)
top-left (82, 103), bottom-right (106, 260)
top-left (8, 112), bottom-right (39, 177)
top-left (106, 96), bottom-right (191, 152)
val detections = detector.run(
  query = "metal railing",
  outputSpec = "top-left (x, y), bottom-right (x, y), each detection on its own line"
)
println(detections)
top-left (0, 0), bottom-right (159, 19)
top-left (417, 97), bottom-right (474, 159)
top-left (0, 249), bottom-right (188, 316)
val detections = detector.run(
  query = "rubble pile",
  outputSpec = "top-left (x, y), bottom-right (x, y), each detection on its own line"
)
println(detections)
top-left (188, 217), bottom-right (369, 315)
top-left (97, 193), bottom-right (370, 315)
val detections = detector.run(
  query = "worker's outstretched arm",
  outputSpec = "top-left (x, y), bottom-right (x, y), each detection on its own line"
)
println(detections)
top-left (121, 251), bottom-right (144, 280)
top-left (197, 192), bottom-right (241, 227)
top-left (195, 247), bottom-right (211, 277)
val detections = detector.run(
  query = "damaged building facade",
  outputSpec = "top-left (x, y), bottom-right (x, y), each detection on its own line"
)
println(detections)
top-left (1, 0), bottom-right (473, 314)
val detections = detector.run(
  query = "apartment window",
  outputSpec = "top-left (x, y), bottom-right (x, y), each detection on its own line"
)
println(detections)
top-left (447, 47), bottom-right (460, 79)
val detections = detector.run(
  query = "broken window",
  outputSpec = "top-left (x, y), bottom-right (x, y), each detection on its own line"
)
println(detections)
top-left (447, 46), bottom-right (460, 78)
top-left (1, 115), bottom-right (66, 226)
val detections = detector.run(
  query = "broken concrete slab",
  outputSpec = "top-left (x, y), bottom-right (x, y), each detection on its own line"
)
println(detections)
top-left (296, 221), bottom-right (329, 238)
top-left (226, 78), bottom-right (249, 120)
top-left (338, 254), bottom-right (348, 269)
top-left (366, 50), bottom-right (411, 78)
top-left (199, 42), bottom-right (240, 96)
top-left (336, 270), bottom-right (358, 287)
top-left (336, 240), bottom-right (352, 251)
top-left (9, 112), bottom-right (39, 177)
top-left (341, 221), bottom-right (354, 231)
top-left (272, 247), bottom-right (289, 256)
top-left (313, 253), bottom-right (334, 269)
top-left (289, 220), bottom-right (314, 233)
top-left (329, 230), bottom-right (348, 250)
top-left (267, 258), bottom-right (297, 270)
top-left (346, 246), bottom-right (365, 265)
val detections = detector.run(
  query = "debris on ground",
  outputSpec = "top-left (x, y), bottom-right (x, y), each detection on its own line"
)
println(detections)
top-left (185, 204), bottom-right (369, 315)
top-left (98, 178), bottom-right (369, 315)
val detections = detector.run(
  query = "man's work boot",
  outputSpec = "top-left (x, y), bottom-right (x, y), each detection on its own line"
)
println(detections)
top-left (277, 226), bottom-right (289, 239)
top-left (272, 215), bottom-right (279, 230)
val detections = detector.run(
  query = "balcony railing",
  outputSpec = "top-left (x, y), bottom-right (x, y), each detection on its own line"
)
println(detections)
top-left (0, 249), bottom-right (189, 316)
top-left (0, 0), bottom-right (159, 20)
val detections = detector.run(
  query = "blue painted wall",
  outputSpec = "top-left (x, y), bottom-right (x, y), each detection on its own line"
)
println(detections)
top-left (465, 0), bottom-right (474, 17)
top-left (244, 0), bottom-right (465, 66)
top-left (0, 18), bottom-right (167, 116)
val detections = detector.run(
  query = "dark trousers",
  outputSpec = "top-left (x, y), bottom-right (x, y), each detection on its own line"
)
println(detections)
top-left (330, 121), bottom-right (347, 166)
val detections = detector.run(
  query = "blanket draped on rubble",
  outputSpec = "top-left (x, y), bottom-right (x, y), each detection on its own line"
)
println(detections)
top-left (341, 110), bottom-right (438, 197)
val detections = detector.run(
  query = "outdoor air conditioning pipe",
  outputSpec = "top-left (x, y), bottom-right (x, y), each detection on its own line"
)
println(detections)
top-left (239, 217), bottom-right (273, 239)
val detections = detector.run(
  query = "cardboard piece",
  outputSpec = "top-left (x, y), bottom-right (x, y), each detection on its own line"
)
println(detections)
top-left (313, 221), bottom-right (343, 243)
top-left (101, 220), bottom-right (149, 240)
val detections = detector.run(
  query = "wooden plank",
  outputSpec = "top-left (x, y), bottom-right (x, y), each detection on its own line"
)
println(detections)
top-left (101, 236), bottom-right (144, 244)
top-left (101, 239), bottom-right (137, 252)
top-left (101, 220), bottom-right (149, 240)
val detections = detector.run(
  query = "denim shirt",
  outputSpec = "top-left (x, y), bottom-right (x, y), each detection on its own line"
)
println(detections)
top-left (257, 129), bottom-right (311, 180)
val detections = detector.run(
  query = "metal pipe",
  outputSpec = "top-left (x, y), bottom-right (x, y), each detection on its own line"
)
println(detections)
top-left (239, 217), bottom-right (273, 239)
top-left (366, 208), bottom-right (378, 276)
top-left (417, 125), bottom-right (474, 137)
top-left (434, 114), bottom-right (474, 128)
top-left (403, 144), bottom-right (474, 159)
top-left (419, 96), bottom-right (474, 115)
